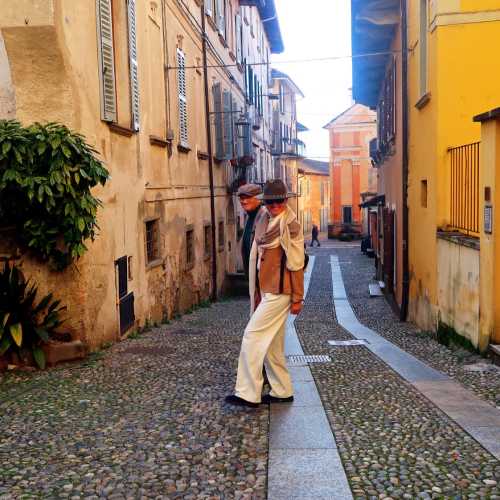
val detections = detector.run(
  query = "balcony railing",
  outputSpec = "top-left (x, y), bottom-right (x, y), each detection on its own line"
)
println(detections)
top-left (448, 142), bottom-right (480, 236)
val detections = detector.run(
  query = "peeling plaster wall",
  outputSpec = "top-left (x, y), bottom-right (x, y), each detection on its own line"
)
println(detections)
top-left (437, 238), bottom-right (480, 347)
top-left (0, 33), bottom-right (15, 118)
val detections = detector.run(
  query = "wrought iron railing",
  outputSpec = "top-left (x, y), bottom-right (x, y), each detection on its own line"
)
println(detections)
top-left (448, 142), bottom-right (480, 236)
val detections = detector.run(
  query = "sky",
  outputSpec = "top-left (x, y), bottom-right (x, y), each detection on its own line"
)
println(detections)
top-left (272, 0), bottom-right (353, 161)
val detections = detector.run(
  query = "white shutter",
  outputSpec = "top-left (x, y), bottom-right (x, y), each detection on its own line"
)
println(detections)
top-left (127, 0), bottom-right (140, 131)
top-left (96, 0), bottom-right (117, 122)
top-left (235, 14), bottom-right (242, 64)
top-left (216, 0), bottom-right (225, 35)
top-left (204, 0), bottom-right (212, 16)
top-left (177, 49), bottom-right (188, 147)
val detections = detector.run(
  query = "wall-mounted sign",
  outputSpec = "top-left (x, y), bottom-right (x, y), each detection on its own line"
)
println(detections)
top-left (484, 205), bottom-right (493, 234)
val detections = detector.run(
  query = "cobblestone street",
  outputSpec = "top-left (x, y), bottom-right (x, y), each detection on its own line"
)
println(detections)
top-left (1, 242), bottom-right (500, 499)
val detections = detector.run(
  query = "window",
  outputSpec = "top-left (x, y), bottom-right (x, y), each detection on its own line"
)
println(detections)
top-left (377, 56), bottom-right (396, 152)
top-left (235, 13), bottom-right (242, 64)
top-left (204, 0), bottom-right (213, 17)
top-left (421, 180), bottom-right (428, 208)
top-left (96, 0), bottom-right (139, 129)
top-left (177, 48), bottom-right (188, 147)
top-left (204, 224), bottom-right (212, 259)
top-left (419, 0), bottom-right (428, 98)
top-left (343, 206), bottom-right (352, 224)
top-left (218, 220), bottom-right (225, 250)
top-left (213, 84), bottom-right (234, 160)
top-left (279, 83), bottom-right (285, 113)
top-left (186, 227), bottom-right (194, 268)
top-left (145, 219), bottom-right (160, 264)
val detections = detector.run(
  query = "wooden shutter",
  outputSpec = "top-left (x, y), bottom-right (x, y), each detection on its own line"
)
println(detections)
top-left (232, 96), bottom-right (242, 158)
top-left (177, 49), bottom-right (188, 147)
top-left (127, 0), bottom-right (140, 131)
top-left (213, 82), bottom-right (224, 159)
top-left (216, 0), bottom-right (225, 35)
top-left (223, 90), bottom-right (233, 160)
top-left (235, 14), bottom-right (242, 63)
top-left (96, 0), bottom-right (117, 122)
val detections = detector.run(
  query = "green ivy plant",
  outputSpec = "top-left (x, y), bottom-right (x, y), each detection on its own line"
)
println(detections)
top-left (0, 120), bottom-right (109, 269)
top-left (0, 262), bottom-right (67, 369)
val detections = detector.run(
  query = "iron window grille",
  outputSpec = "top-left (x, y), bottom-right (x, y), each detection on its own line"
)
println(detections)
top-left (186, 227), bottom-right (195, 267)
top-left (377, 56), bottom-right (396, 156)
top-left (204, 224), bottom-right (212, 258)
top-left (145, 219), bottom-right (160, 263)
top-left (218, 220), bottom-right (225, 250)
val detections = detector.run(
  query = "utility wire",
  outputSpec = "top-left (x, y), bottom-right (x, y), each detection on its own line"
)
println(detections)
top-left (166, 49), bottom-right (401, 71)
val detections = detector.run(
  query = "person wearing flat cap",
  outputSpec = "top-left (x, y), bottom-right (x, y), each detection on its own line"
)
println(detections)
top-left (237, 183), bottom-right (266, 278)
top-left (226, 179), bottom-right (305, 408)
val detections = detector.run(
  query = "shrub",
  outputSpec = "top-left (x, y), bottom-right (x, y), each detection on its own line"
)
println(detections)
top-left (0, 120), bottom-right (109, 270)
top-left (0, 262), bottom-right (67, 369)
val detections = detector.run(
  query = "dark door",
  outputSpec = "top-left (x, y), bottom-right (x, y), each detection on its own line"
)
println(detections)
top-left (382, 209), bottom-right (395, 293)
top-left (115, 256), bottom-right (135, 335)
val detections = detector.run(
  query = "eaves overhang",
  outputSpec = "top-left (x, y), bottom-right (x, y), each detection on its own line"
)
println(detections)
top-left (351, 0), bottom-right (400, 108)
top-left (241, 0), bottom-right (284, 53)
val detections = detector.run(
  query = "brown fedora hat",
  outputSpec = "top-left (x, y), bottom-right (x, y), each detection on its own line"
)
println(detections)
top-left (257, 179), bottom-right (295, 200)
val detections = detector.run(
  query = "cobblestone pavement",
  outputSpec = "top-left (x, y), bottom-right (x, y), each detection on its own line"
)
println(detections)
top-left (0, 300), bottom-right (268, 499)
top-left (333, 244), bottom-right (500, 409)
top-left (295, 246), bottom-right (500, 499)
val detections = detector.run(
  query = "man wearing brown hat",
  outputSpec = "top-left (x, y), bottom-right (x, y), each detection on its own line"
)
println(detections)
top-left (237, 183), bottom-right (265, 278)
top-left (226, 180), bottom-right (305, 407)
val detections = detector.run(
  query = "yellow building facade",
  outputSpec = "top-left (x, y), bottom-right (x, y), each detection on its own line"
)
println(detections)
top-left (0, 0), bottom-right (284, 349)
top-left (407, 0), bottom-right (500, 347)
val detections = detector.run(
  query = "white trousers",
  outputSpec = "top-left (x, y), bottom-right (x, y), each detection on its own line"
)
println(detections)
top-left (235, 293), bottom-right (293, 403)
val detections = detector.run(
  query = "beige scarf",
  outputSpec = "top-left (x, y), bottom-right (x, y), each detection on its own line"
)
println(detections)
top-left (249, 206), bottom-right (304, 313)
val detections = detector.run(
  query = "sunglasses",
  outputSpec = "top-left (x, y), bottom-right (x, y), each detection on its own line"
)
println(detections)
top-left (264, 199), bottom-right (286, 206)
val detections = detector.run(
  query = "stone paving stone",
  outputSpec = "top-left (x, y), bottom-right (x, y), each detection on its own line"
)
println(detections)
top-left (269, 405), bottom-right (337, 450)
top-left (0, 299), bottom-right (268, 498)
top-left (268, 449), bottom-right (352, 500)
top-left (295, 248), bottom-right (500, 499)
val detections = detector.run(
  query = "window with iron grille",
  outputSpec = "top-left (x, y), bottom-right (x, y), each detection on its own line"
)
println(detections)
top-left (377, 56), bottom-right (396, 153)
top-left (218, 220), bottom-right (225, 250)
top-left (204, 224), bottom-right (212, 258)
top-left (177, 48), bottom-right (188, 147)
top-left (186, 227), bottom-right (195, 267)
top-left (145, 219), bottom-right (160, 263)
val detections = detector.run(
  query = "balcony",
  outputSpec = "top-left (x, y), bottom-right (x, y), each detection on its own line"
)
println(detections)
top-left (272, 138), bottom-right (306, 158)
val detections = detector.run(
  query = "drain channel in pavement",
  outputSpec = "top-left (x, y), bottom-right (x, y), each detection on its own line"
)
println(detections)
top-left (328, 339), bottom-right (369, 346)
top-left (286, 354), bottom-right (332, 365)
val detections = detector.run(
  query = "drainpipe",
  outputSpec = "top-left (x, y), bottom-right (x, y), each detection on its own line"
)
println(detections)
top-left (201, 5), bottom-right (218, 302)
top-left (400, 0), bottom-right (410, 321)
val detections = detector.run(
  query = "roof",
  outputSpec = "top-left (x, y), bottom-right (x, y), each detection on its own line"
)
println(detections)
top-left (257, 0), bottom-right (284, 54)
top-left (351, 0), bottom-right (399, 108)
top-left (360, 194), bottom-right (385, 208)
top-left (297, 122), bottom-right (309, 132)
top-left (299, 159), bottom-right (330, 176)
top-left (271, 69), bottom-right (304, 97)
top-left (323, 103), bottom-right (376, 129)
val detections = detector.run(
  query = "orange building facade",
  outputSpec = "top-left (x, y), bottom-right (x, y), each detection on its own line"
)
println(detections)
top-left (324, 104), bottom-right (377, 237)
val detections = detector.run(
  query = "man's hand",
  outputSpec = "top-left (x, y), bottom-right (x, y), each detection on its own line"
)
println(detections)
top-left (290, 302), bottom-right (303, 315)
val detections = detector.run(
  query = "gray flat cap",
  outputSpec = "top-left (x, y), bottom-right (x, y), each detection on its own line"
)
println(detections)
top-left (237, 183), bottom-right (262, 197)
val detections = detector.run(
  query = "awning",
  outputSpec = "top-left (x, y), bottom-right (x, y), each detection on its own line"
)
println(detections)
top-left (360, 194), bottom-right (385, 208)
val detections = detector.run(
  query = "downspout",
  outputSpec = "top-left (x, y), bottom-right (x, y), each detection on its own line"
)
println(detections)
top-left (400, 0), bottom-right (410, 321)
top-left (201, 5), bottom-right (218, 302)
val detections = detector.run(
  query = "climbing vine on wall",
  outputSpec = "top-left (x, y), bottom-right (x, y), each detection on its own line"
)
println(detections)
top-left (0, 120), bottom-right (110, 270)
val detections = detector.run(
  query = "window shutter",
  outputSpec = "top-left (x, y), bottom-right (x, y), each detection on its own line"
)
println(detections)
top-left (223, 90), bottom-right (233, 160)
top-left (177, 49), bottom-right (188, 147)
top-left (127, 0), bottom-right (140, 131)
top-left (96, 0), bottom-right (117, 122)
top-left (204, 0), bottom-right (212, 16)
top-left (213, 83), bottom-right (224, 160)
top-left (232, 96), bottom-right (242, 158)
top-left (216, 0), bottom-right (225, 35)
top-left (235, 14), bottom-right (242, 64)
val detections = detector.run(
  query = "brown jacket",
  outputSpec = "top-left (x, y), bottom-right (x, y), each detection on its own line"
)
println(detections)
top-left (258, 245), bottom-right (304, 303)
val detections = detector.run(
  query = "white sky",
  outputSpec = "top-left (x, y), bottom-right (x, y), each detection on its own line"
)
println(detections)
top-left (272, 0), bottom-right (353, 161)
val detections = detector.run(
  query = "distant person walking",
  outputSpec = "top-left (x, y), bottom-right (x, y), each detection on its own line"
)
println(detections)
top-left (226, 180), bottom-right (305, 408)
top-left (310, 223), bottom-right (320, 247)
top-left (237, 183), bottom-right (266, 278)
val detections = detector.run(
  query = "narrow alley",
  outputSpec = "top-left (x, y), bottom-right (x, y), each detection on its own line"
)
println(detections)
top-left (1, 242), bottom-right (499, 499)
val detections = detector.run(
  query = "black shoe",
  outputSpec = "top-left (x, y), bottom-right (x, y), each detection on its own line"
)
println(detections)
top-left (225, 395), bottom-right (259, 408)
top-left (261, 394), bottom-right (294, 404)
